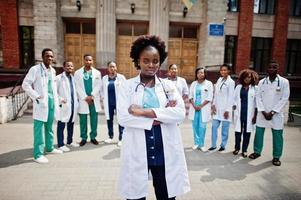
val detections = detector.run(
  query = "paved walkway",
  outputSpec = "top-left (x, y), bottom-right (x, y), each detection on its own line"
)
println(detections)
top-left (0, 115), bottom-right (301, 200)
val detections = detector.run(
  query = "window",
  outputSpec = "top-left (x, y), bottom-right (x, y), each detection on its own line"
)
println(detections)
top-left (224, 35), bottom-right (237, 71)
top-left (65, 21), bottom-right (95, 34)
top-left (169, 25), bottom-right (198, 38)
top-left (117, 22), bottom-right (148, 36)
top-left (251, 37), bottom-right (272, 73)
top-left (286, 39), bottom-right (301, 75)
top-left (20, 26), bottom-right (35, 68)
top-left (290, 0), bottom-right (301, 17)
top-left (254, 0), bottom-right (275, 14)
top-left (228, 0), bottom-right (239, 12)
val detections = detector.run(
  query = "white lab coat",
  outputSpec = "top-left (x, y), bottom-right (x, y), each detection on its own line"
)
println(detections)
top-left (102, 73), bottom-right (126, 120)
top-left (117, 75), bottom-right (190, 199)
top-left (56, 72), bottom-right (78, 122)
top-left (212, 76), bottom-right (235, 122)
top-left (166, 76), bottom-right (189, 97)
top-left (22, 63), bottom-right (59, 122)
top-left (74, 67), bottom-right (102, 114)
top-left (233, 84), bottom-right (257, 132)
top-left (256, 75), bottom-right (290, 130)
top-left (188, 79), bottom-right (213, 122)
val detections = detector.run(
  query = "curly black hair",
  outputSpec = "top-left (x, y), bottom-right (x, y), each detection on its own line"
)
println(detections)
top-left (130, 35), bottom-right (168, 70)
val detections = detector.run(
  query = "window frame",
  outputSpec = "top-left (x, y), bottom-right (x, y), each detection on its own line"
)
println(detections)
top-left (250, 37), bottom-right (272, 73)
top-left (286, 39), bottom-right (301, 75)
top-left (224, 35), bottom-right (237, 72)
top-left (19, 26), bottom-right (35, 68)
top-left (254, 0), bottom-right (275, 15)
top-left (227, 0), bottom-right (239, 12)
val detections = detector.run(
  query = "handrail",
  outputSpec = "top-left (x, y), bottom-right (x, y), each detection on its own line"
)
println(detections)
top-left (7, 64), bottom-right (32, 120)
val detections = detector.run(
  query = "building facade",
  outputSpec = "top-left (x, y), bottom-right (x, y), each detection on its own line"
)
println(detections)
top-left (0, 0), bottom-right (301, 92)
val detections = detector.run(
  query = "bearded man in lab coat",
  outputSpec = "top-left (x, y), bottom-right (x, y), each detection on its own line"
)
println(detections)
top-left (249, 61), bottom-right (290, 166)
top-left (22, 48), bottom-right (63, 164)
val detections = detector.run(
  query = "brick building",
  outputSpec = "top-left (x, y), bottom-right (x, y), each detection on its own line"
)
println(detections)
top-left (0, 0), bottom-right (300, 98)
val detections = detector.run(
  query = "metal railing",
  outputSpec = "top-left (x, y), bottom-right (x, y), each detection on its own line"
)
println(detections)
top-left (7, 65), bottom-right (31, 120)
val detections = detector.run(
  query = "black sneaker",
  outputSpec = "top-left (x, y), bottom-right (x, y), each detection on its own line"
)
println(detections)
top-left (272, 158), bottom-right (281, 166)
top-left (208, 147), bottom-right (217, 151)
top-left (91, 139), bottom-right (99, 145)
top-left (218, 147), bottom-right (225, 152)
top-left (79, 140), bottom-right (87, 147)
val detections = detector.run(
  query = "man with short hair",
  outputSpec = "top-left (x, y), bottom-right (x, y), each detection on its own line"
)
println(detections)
top-left (56, 61), bottom-right (79, 152)
top-left (249, 61), bottom-right (290, 166)
top-left (74, 54), bottom-right (102, 146)
top-left (22, 48), bottom-right (63, 164)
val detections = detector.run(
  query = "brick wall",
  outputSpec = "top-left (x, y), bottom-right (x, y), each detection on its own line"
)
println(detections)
top-left (271, 0), bottom-right (289, 75)
top-left (235, 0), bottom-right (254, 74)
top-left (0, 0), bottom-right (20, 69)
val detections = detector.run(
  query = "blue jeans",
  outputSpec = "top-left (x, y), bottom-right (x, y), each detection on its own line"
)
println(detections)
top-left (211, 119), bottom-right (230, 148)
top-left (192, 111), bottom-right (207, 147)
top-left (57, 107), bottom-right (74, 147)
top-left (107, 104), bottom-right (124, 141)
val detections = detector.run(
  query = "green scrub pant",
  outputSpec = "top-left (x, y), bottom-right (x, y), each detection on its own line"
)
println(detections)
top-left (253, 126), bottom-right (283, 159)
top-left (79, 104), bottom-right (98, 141)
top-left (33, 106), bottom-right (54, 159)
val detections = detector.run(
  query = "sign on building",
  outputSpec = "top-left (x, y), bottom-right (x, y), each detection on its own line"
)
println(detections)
top-left (208, 23), bottom-right (224, 36)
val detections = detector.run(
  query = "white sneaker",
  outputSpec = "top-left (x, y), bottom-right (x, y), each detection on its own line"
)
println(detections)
top-left (104, 138), bottom-right (113, 144)
top-left (67, 142), bottom-right (79, 147)
top-left (47, 148), bottom-right (63, 154)
top-left (192, 145), bottom-right (199, 150)
top-left (199, 147), bottom-right (208, 152)
top-left (117, 141), bottom-right (122, 147)
top-left (59, 145), bottom-right (70, 152)
top-left (34, 155), bottom-right (49, 164)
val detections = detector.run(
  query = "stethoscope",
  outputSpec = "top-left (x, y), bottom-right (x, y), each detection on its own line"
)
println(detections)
top-left (40, 63), bottom-right (47, 78)
top-left (263, 76), bottom-right (280, 91)
top-left (135, 78), bottom-right (169, 101)
top-left (219, 79), bottom-right (227, 91)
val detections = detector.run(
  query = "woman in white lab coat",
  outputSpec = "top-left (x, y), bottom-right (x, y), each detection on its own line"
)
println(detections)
top-left (166, 64), bottom-right (189, 100)
top-left (188, 67), bottom-right (213, 152)
top-left (249, 61), bottom-right (290, 166)
top-left (102, 61), bottom-right (126, 147)
top-left (209, 64), bottom-right (235, 152)
top-left (117, 35), bottom-right (190, 200)
top-left (232, 69), bottom-right (258, 158)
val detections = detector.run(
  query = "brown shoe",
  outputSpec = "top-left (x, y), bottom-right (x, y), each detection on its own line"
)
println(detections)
top-left (91, 139), bottom-right (99, 145)
top-left (79, 140), bottom-right (86, 146)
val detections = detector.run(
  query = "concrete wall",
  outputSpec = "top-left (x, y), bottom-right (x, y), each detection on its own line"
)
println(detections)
top-left (18, 0), bottom-right (33, 26)
top-left (288, 17), bottom-right (301, 39)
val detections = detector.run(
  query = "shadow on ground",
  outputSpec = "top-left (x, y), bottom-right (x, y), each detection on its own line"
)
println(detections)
top-left (185, 148), bottom-right (272, 182)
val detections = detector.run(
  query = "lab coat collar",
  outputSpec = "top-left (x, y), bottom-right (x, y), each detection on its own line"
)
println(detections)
top-left (134, 73), bottom-right (162, 86)
top-left (267, 74), bottom-right (280, 83)
top-left (40, 62), bottom-right (52, 71)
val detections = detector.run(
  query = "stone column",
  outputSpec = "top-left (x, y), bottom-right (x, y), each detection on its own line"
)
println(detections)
top-left (271, 0), bottom-right (289, 75)
top-left (96, 0), bottom-right (116, 68)
top-left (149, 0), bottom-right (169, 69)
top-left (235, 0), bottom-right (254, 74)
top-left (199, 0), bottom-right (227, 69)
top-left (33, 0), bottom-right (62, 66)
